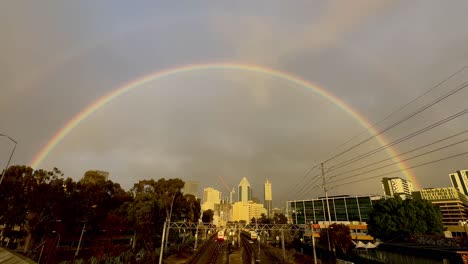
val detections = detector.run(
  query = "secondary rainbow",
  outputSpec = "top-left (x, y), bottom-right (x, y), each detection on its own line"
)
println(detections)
top-left (30, 62), bottom-right (420, 189)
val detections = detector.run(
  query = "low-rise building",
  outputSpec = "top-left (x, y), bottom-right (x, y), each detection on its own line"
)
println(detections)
top-left (287, 194), bottom-right (386, 224)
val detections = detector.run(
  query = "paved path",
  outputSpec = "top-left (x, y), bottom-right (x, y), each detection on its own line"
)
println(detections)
top-left (0, 247), bottom-right (37, 264)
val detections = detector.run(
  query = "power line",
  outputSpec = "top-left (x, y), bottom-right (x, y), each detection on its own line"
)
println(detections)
top-left (328, 64), bottom-right (468, 156)
top-left (294, 164), bottom-right (335, 199)
top-left (327, 128), bottom-right (468, 179)
top-left (283, 64), bottom-right (468, 200)
top-left (283, 164), bottom-right (320, 195)
top-left (330, 150), bottom-right (468, 189)
top-left (324, 80), bottom-right (468, 163)
top-left (280, 163), bottom-right (321, 201)
top-left (294, 175), bottom-right (322, 199)
top-left (328, 137), bottom-right (468, 184)
top-left (328, 105), bottom-right (468, 171)
top-left (303, 107), bottom-right (468, 181)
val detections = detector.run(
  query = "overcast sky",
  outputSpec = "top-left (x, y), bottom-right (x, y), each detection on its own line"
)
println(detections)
top-left (2, 1), bottom-right (468, 207)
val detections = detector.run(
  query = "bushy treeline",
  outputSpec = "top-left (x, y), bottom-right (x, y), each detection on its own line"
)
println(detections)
top-left (0, 165), bottom-right (201, 262)
top-left (368, 196), bottom-right (444, 240)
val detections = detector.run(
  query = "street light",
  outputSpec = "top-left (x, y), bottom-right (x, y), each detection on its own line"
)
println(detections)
top-left (159, 193), bottom-right (177, 264)
top-left (74, 205), bottom-right (97, 262)
top-left (0, 133), bottom-right (17, 185)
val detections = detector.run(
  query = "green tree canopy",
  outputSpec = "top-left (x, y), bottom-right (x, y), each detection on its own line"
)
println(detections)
top-left (272, 213), bottom-right (288, 224)
top-left (318, 223), bottom-right (353, 257)
top-left (368, 196), bottom-right (444, 240)
top-left (202, 209), bottom-right (214, 223)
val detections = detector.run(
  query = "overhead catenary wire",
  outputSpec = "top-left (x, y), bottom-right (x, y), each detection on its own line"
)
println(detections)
top-left (292, 77), bottom-right (468, 191)
top-left (328, 64), bottom-right (468, 157)
top-left (294, 174), bottom-right (323, 199)
top-left (327, 128), bottom-right (468, 179)
top-left (279, 163), bottom-right (322, 202)
top-left (323, 80), bottom-right (468, 164)
top-left (297, 165), bottom-right (337, 199)
top-left (327, 136), bottom-right (468, 184)
top-left (293, 164), bottom-right (334, 199)
top-left (303, 107), bottom-right (468, 181)
top-left (328, 105), bottom-right (468, 171)
top-left (283, 163), bottom-right (321, 196)
top-left (330, 150), bottom-right (468, 189)
top-left (284, 64), bottom-right (468, 200)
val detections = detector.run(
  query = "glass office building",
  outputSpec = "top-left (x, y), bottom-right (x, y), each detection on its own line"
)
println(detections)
top-left (287, 195), bottom-right (386, 224)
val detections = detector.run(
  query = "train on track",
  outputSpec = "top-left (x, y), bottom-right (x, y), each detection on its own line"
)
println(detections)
top-left (217, 230), bottom-right (225, 241)
top-left (249, 230), bottom-right (257, 240)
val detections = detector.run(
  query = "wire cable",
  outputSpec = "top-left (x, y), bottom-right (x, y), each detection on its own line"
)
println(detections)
top-left (328, 137), bottom-right (468, 184)
top-left (328, 105), bottom-right (468, 171)
top-left (327, 128), bottom-right (468, 179)
top-left (330, 151), bottom-right (468, 188)
top-left (303, 107), bottom-right (468, 181)
top-left (328, 64), bottom-right (468, 155)
top-left (324, 80), bottom-right (468, 163)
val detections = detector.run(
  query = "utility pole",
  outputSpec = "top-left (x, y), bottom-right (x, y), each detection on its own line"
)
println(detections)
top-left (0, 134), bottom-right (17, 185)
top-left (321, 163), bottom-right (332, 253)
top-left (159, 218), bottom-right (167, 264)
top-left (281, 228), bottom-right (286, 261)
top-left (311, 223), bottom-right (317, 264)
top-left (74, 222), bottom-right (86, 262)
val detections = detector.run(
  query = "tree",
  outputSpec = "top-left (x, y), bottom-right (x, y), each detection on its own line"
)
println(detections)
top-left (202, 210), bottom-right (214, 223)
top-left (258, 214), bottom-right (271, 224)
top-left (272, 213), bottom-right (288, 224)
top-left (180, 194), bottom-right (201, 223)
top-left (368, 196), bottom-right (443, 240)
top-left (126, 178), bottom-right (185, 261)
top-left (318, 223), bottom-right (353, 257)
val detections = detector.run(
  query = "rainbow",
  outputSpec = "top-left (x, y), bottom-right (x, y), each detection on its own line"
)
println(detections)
top-left (30, 62), bottom-right (420, 189)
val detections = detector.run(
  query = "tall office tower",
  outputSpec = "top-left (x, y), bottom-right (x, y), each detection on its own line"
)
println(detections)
top-left (183, 181), bottom-right (199, 197)
top-left (382, 177), bottom-right (414, 199)
top-left (449, 170), bottom-right (468, 196)
top-left (238, 177), bottom-right (252, 203)
top-left (264, 179), bottom-right (272, 218)
top-left (202, 187), bottom-right (221, 211)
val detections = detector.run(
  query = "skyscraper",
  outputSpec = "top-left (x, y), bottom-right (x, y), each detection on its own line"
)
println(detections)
top-left (183, 181), bottom-right (199, 198)
top-left (202, 187), bottom-right (221, 211)
top-left (382, 177), bottom-right (414, 199)
top-left (449, 170), bottom-right (468, 196)
top-left (238, 177), bottom-right (252, 203)
top-left (264, 179), bottom-right (272, 218)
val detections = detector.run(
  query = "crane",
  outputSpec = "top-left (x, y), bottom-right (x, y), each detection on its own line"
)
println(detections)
top-left (218, 176), bottom-right (235, 204)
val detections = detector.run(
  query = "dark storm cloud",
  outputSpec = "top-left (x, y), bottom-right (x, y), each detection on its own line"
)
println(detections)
top-left (2, 1), bottom-right (468, 207)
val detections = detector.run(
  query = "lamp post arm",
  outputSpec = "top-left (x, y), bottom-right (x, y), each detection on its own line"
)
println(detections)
top-left (0, 135), bottom-right (17, 185)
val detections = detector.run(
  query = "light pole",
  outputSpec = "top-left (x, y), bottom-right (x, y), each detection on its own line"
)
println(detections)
top-left (160, 193), bottom-right (177, 264)
top-left (52, 231), bottom-right (61, 249)
top-left (0, 134), bottom-right (17, 185)
top-left (74, 205), bottom-right (97, 263)
top-left (164, 193), bottom-right (177, 250)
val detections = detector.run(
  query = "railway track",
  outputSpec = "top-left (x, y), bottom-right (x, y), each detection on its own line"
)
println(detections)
top-left (186, 234), bottom-right (226, 264)
top-left (240, 231), bottom-right (286, 263)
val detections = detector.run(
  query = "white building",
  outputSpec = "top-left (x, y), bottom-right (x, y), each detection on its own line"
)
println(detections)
top-left (382, 177), bottom-right (414, 199)
top-left (238, 177), bottom-right (252, 203)
top-left (202, 187), bottom-right (221, 211)
top-left (449, 170), bottom-right (468, 196)
top-left (264, 179), bottom-right (272, 218)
